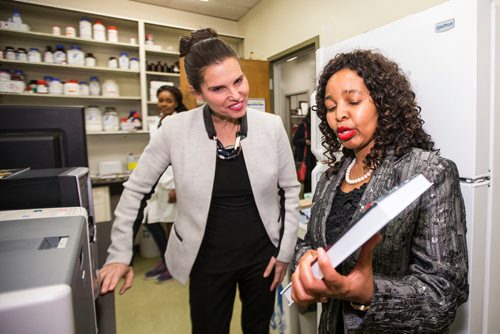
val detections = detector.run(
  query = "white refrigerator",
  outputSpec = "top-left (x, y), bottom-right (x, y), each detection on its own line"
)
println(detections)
top-left (310, 0), bottom-right (500, 333)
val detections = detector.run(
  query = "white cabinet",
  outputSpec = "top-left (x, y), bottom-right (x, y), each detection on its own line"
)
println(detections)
top-left (0, 0), bottom-right (244, 174)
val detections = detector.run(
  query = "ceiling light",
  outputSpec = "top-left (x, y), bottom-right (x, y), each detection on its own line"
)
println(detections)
top-left (200, 0), bottom-right (209, 2)
top-left (286, 56), bottom-right (298, 62)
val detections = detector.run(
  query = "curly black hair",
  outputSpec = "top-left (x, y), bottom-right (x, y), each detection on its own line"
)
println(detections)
top-left (315, 49), bottom-right (437, 175)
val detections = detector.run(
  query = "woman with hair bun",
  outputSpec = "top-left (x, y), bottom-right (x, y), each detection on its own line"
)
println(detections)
top-left (99, 27), bottom-right (300, 333)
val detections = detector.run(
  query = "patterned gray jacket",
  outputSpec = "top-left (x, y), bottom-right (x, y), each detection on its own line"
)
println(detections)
top-left (293, 148), bottom-right (469, 333)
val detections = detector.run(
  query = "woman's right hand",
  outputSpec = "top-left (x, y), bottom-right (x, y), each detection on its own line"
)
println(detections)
top-left (98, 263), bottom-right (134, 295)
top-left (291, 234), bottom-right (382, 306)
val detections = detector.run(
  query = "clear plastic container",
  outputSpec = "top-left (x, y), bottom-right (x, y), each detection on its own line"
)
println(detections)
top-left (93, 20), bottom-right (106, 41)
top-left (102, 79), bottom-right (119, 97)
top-left (79, 18), bottom-right (92, 39)
top-left (89, 76), bottom-right (101, 96)
top-left (103, 107), bottom-right (119, 131)
top-left (127, 153), bottom-right (139, 171)
top-left (85, 106), bottom-right (103, 131)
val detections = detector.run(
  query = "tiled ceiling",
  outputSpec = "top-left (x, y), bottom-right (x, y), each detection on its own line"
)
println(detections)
top-left (131, 0), bottom-right (261, 21)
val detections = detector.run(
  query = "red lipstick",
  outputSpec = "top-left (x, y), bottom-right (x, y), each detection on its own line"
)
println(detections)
top-left (337, 126), bottom-right (356, 141)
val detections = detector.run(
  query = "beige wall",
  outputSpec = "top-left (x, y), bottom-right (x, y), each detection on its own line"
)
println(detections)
top-left (238, 0), bottom-right (447, 59)
top-left (17, 0), bottom-right (240, 37)
top-left (19, 0), bottom-right (449, 60)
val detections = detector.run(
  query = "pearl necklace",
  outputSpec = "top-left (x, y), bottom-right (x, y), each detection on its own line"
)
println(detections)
top-left (345, 159), bottom-right (373, 185)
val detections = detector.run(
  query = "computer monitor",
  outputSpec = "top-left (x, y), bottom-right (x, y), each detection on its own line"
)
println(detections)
top-left (0, 105), bottom-right (89, 169)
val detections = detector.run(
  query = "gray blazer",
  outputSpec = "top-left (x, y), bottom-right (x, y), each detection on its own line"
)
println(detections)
top-left (293, 148), bottom-right (468, 333)
top-left (106, 106), bottom-right (300, 284)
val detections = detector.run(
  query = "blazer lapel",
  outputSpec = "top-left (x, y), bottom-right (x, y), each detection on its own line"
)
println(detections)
top-left (351, 155), bottom-right (400, 224)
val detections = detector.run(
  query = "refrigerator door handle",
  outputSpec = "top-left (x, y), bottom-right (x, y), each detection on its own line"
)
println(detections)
top-left (460, 174), bottom-right (491, 184)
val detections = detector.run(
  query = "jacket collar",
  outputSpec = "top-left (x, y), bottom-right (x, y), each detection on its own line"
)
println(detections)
top-left (202, 104), bottom-right (248, 140)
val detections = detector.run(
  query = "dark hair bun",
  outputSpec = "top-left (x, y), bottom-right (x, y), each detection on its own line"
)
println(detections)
top-left (179, 28), bottom-right (219, 57)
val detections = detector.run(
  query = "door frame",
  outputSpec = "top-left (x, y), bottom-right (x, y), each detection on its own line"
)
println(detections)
top-left (268, 36), bottom-right (319, 119)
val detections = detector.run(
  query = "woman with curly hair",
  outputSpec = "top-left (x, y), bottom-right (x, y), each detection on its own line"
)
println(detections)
top-left (291, 50), bottom-right (468, 333)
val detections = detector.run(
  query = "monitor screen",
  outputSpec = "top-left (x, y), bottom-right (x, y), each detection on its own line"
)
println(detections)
top-left (0, 105), bottom-right (88, 169)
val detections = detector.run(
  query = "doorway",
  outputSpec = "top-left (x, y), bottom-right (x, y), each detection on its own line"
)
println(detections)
top-left (269, 36), bottom-right (319, 141)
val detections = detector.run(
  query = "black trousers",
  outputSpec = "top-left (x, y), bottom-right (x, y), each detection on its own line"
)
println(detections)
top-left (189, 260), bottom-right (276, 334)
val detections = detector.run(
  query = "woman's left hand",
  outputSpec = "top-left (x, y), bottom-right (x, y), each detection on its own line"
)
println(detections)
top-left (263, 256), bottom-right (288, 291)
top-left (291, 234), bottom-right (382, 305)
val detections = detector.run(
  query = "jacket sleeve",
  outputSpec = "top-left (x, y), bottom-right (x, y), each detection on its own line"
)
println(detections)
top-left (105, 119), bottom-right (173, 265)
top-left (349, 158), bottom-right (469, 333)
top-left (274, 115), bottom-right (301, 263)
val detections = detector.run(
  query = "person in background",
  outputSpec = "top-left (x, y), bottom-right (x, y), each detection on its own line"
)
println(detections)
top-left (132, 85), bottom-right (187, 284)
top-left (291, 50), bottom-right (468, 333)
top-left (99, 28), bottom-right (300, 333)
top-left (293, 108), bottom-right (317, 194)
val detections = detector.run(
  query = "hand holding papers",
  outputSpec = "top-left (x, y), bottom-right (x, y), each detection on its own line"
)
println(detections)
top-left (281, 174), bottom-right (433, 306)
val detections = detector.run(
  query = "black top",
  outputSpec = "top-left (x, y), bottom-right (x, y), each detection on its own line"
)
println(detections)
top-left (325, 183), bottom-right (367, 249)
top-left (325, 182), bottom-right (367, 334)
top-left (193, 151), bottom-right (275, 273)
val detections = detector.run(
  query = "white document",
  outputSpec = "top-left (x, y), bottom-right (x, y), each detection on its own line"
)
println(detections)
top-left (281, 174), bottom-right (433, 306)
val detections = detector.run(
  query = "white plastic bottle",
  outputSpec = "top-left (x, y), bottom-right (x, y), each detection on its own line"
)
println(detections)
top-left (79, 18), bottom-right (92, 39)
top-left (102, 79), bottom-right (119, 97)
top-left (129, 57), bottom-right (139, 71)
top-left (107, 26), bottom-right (118, 43)
top-left (48, 78), bottom-right (63, 94)
top-left (118, 52), bottom-right (129, 70)
top-left (93, 20), bottom-right (106, 41)
top-left (79, 81), bottom-right (90, 96)
top-left (67, 46), bottom-right (85, 65)
top-left (28, 48), bottom-right (41, 63)
top-left (89, 76), bottom-right (101, 96)
top-left (12, 10), bottom-right (23, 24)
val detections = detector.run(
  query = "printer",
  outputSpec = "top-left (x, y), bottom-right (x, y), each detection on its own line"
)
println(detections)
top-left (0, 207), bottom-right (97, 334)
